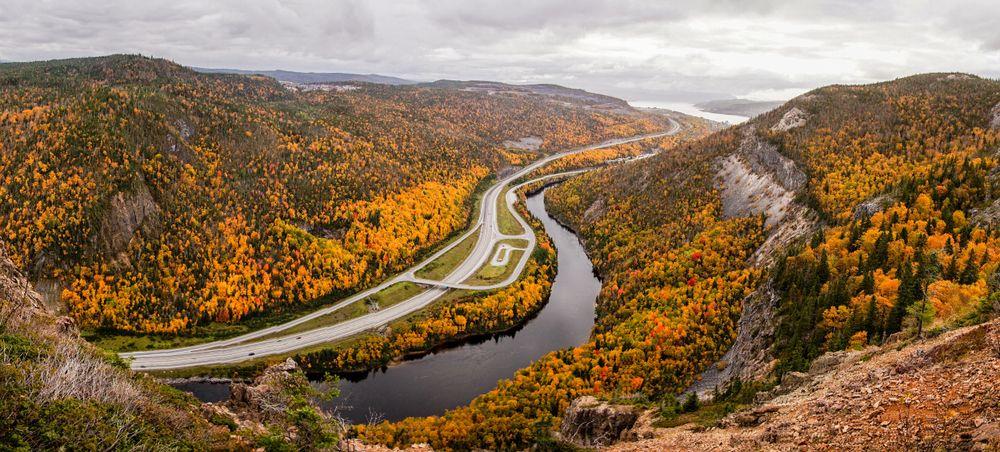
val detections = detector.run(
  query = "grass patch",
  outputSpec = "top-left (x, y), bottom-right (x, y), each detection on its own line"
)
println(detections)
top-left (502, 238), bottom-right (529, 248)
top-left (464, 249), bottom-right (524, 286)
top-left (497, 188), bottom-right (525, 235)
top-left (253, 282), bottom-right (424, 341)
top-left (415, 228), bottom-right (482, 280)
top-left (86, 321), bottom-right (263, 353)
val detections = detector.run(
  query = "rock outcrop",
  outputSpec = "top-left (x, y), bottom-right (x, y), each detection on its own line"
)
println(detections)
top-left (697, 129), bottom-right (819, 398)
top-left (610, 319), bottom-right (1000, 451)
top-left (991, 102), bottom-right (1000, 129)
top-left (95, 180), bottom-right (161, 265)
top-left (558, 396), bottom-right (642, 447)
top-left (715, 130), bottom-right (806, 227)
top-left (685, 282), bottom-right (780, 400)
top-left (971, 198), bottom-right (1000, 227)
top-left (853, 194), bottom-right (894, 220)
top-left (771, 107), bottom-right (807, 132)
top-left (225, 358), bottom-right (304, 424)
top-left (502, 136), bottom-right (543, 151)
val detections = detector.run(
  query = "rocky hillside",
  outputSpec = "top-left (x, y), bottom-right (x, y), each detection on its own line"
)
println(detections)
top-left (0, 244), bottom-right (342, 449)
top-left (347, 73), bottom-right (998, 451)
top-left (0, 245), bottom-right (236, 449)
top-left (610, 318), bottom-right (1000, 451)
top-left (539, 73), bottom-right (1000, 450)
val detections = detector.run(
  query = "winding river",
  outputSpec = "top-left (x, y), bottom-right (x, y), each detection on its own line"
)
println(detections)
top-left (174, 189), bottom-right (600, 423)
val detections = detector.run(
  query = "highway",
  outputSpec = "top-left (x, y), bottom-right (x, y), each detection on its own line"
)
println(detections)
top-left (123, 121), bottom-right (679, 370)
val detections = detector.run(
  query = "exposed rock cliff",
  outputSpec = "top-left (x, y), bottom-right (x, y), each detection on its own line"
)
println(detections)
top-left (95, 180), bottom-right (161, 266)
top-left (715, 129), bottom-right (806, 228)
top-left (685, 282), bottom-right (780, 400)
top-left (770, 107), bottom-right (808, 132)
top-left (699, 128), bottom-right (819, 396)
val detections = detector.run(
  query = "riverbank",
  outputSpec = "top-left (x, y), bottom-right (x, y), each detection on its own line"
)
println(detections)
top-left (175, 189), bottom-right (601, 423)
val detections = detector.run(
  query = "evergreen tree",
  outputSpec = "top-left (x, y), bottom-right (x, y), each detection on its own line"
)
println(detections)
top-left (815, 249), bottom-right (830, 288)
top-left (907, 286), bottom-right (936, 338)
top-left (869, 232), bottom-right (891, 271)
top-left (959, 256), bottom-right (979, 284)
top-left (888, 260), bottom-right (913, 334)
top-left (861, 271), bottom-right (875, 294)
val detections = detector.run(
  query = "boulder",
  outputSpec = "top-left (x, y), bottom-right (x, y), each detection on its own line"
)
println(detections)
top-left (727, 405), bottom-right (780, 427)
top-left (227, 358), bottom-right (303, 423)
top-left (780, 371), bottom-right (810, 391)
top-left (558, 396), bottom-right (641, 447)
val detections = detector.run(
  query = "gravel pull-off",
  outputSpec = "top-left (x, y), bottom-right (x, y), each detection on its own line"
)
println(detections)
top-left (609, 319), bottom-right (1000, 451)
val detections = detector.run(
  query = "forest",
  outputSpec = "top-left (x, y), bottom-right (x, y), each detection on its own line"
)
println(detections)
top-left (0, 55), bottom-right (669, 334)
top-left (355, 74), bottom-right (1000, 450)
top-left (294, 195), bottom-right (557, 373)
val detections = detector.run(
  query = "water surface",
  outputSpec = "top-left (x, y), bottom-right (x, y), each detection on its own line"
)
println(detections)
top-left (630, 100), bottom-right (750, 124)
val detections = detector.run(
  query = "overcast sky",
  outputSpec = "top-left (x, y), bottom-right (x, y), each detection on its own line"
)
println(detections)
top-left (2, 0), bottom-right (999, 102)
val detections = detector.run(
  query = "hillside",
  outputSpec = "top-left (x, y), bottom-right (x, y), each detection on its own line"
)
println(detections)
top-left (543, 73), bottom-right (1000, 448)
top-left (352, 73), bottom-right (1000, 450)
top-left (0, 244), bottom-right (347, 449)
top-left (0, 55), bottom-right (668, 335)
top-left (611, 318), bottom-right (999, 450)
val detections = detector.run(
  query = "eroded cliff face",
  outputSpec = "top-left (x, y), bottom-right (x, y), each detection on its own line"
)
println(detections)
top-left (95, 180), bottom-right (161, 266)
top-left (696, 125), bottom-right (820, 396)
top-left (715, 130), bottom-right (803, 228)
top-left (685, 282), bottom-right (781, 400)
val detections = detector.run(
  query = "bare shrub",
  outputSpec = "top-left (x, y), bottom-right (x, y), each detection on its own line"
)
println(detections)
top-left (31, 340), bottom-right (145, 407)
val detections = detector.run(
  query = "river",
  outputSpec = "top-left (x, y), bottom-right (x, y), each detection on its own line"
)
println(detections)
top-left (173, 189), bottom-right (600, 423)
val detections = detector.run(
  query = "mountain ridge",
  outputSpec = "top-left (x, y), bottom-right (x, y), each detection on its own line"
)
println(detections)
top-left (192, 66), bottom-right (418, 85)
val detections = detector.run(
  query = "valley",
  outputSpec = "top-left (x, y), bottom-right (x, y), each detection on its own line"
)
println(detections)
top-left (123, 128), bottom-right (680, 370)
top-left (1, 53), bottom-right (998, 451)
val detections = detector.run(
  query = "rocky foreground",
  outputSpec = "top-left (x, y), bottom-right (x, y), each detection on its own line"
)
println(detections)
top-left (609, 319), bottom-right (1000, 451)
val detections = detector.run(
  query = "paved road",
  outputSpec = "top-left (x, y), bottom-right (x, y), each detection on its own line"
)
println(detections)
top-left (124, 121), bottom-right (679, 370)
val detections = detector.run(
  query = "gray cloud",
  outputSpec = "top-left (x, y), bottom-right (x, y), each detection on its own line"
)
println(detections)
top-left (0, 0), bottom-right (997, 102)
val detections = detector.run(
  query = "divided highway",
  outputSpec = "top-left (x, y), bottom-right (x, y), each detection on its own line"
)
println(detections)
top-left (124, 121), bottom-right (679, 370)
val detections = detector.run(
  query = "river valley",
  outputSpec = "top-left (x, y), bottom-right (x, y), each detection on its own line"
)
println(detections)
top-left (174, 189), bottom-right (601, 423)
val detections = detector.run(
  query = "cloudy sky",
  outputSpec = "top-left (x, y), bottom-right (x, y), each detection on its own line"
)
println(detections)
top-left (2, 0), bottom-right (999, 102)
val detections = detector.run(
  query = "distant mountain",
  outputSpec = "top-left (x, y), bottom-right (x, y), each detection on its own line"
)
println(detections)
top-left (421, 79), bottom-right (631, 109)
top-left (695, 98), bottom-right (784, 117)
top-left (192, 67), bottom-right (417, 85)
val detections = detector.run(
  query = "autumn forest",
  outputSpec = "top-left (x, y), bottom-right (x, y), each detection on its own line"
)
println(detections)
top-left (2, 54), bottom-right (999, 451)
